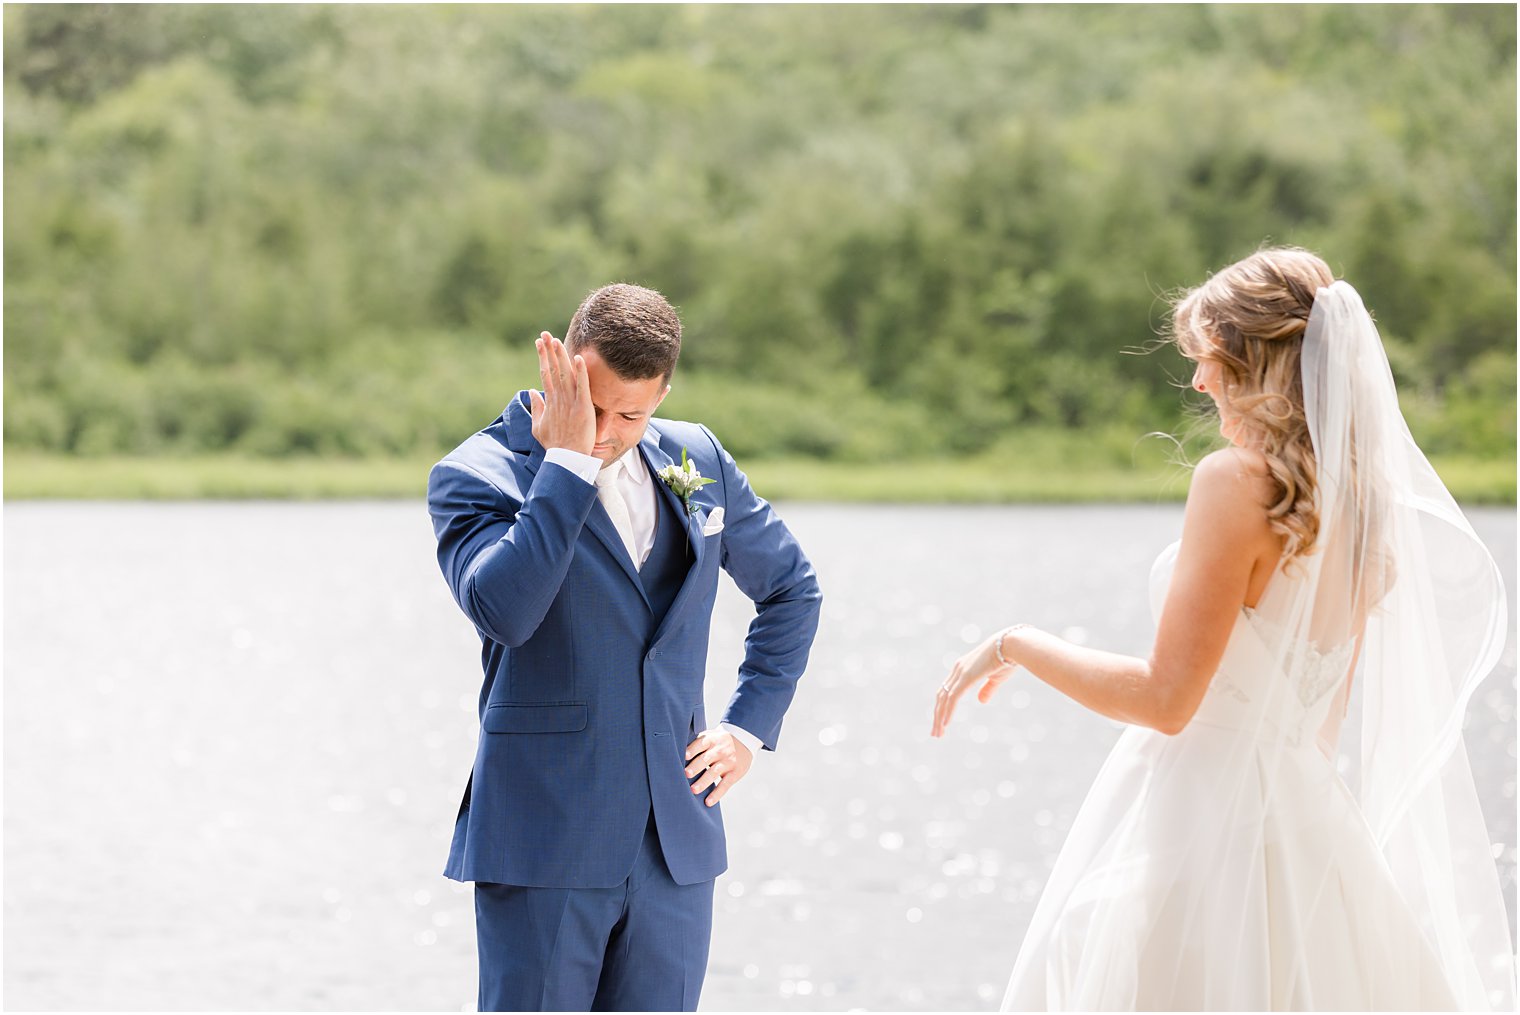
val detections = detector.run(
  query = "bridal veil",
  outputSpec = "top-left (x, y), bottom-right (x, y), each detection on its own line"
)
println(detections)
top-left (1304, 281), bottom-right (1512, 1009)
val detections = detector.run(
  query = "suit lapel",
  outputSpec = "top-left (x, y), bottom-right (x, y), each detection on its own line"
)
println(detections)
top-left (641, 428), bottom-right (704, 565)
top-left (583, 496), bottom-right (650, 608)
top-left (641, 428), bottom-right (707, 644)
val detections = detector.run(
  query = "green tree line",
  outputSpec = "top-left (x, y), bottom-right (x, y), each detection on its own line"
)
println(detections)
top-left (5, 4), bottom-right (1514, 465)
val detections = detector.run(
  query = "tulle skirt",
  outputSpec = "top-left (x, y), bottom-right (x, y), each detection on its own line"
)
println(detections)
top-left (1002, 722), bottom-right (1458, 1011)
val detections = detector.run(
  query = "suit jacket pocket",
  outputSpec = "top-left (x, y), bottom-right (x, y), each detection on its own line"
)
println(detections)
top-left (483, 702), bottom-right (588, 734)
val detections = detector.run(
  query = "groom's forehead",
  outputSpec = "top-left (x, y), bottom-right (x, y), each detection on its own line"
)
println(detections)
top-left (589, 378), bottom-right (663, 414)
top-left (582, 347), bottom-right (666, 413)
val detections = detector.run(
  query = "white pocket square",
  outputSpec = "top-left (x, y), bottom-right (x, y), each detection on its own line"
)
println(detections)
top-left (702, 506), bottom-right (725, 536)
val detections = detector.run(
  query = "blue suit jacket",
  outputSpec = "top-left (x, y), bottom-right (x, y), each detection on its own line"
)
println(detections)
top-left (428, 392), bottom-right (822, 888)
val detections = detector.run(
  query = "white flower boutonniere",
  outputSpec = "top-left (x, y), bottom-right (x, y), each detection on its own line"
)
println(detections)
top-left (657, 447), bottom-right (716, 515)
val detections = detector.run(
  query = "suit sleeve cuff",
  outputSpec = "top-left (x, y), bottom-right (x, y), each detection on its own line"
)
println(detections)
top-left (720, 722), bottom-right (764, 759)
top-left (544, 448), bottom-right (601, 485)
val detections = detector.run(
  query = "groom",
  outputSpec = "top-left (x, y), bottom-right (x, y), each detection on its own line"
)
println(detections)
top-left (427, 283), bottom-right (822, 1011)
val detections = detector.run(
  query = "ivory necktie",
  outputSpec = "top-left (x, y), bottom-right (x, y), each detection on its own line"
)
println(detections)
top-left (595, 460), bottom-right (641, 569)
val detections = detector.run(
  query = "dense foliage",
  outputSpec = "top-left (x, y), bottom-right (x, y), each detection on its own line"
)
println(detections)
top-left (5, 4), bottom-right (1514, 463)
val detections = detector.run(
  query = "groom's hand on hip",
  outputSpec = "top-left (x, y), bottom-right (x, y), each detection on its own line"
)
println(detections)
top-left (684, 729), bottom-right (753, 806)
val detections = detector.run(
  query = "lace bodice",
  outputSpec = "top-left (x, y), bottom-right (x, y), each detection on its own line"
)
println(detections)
top-left (1148, 541), bottom-right (1353, 745)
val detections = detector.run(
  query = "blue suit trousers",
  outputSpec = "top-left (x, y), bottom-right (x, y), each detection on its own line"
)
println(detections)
top-left (474, 814), bottom-right (715, 1012)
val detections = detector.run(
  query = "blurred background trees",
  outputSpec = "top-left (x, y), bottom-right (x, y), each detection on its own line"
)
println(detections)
top-left (5, 4), bottom-right (1514, 465)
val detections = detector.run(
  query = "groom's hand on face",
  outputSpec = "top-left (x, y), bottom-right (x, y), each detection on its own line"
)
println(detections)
top-left (528, 332), bottom-right (596, 456)
top-left (684, 729), bottom-right (753, 806)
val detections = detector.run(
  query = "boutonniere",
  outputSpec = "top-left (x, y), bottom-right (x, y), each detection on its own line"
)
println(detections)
top-left (657, 448), bottom-right (716, 516)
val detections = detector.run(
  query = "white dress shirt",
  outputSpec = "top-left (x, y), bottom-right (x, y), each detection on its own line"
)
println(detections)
top-left (544, 447), bottom-right (763, 759)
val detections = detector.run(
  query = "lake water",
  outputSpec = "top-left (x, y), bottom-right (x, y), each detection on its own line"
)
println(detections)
top-left (5, 502), bottom-right (1514, 1011)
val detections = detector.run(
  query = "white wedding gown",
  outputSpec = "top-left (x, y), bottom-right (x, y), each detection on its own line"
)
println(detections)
top-left (997, 281), bottom-right (1520, 1008)
top-left (1001, 281), bottom-right (1515, 1012)
top-left (1002, 541), bottom-right (1457, 1011)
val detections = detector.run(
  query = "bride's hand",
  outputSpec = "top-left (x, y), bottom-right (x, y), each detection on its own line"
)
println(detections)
top-left (932, 630), bottom-right (1018, 738)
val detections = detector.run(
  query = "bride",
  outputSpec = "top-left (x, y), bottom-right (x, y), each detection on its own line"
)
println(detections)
top-left (932, 248), bottom-right (1515, 1011)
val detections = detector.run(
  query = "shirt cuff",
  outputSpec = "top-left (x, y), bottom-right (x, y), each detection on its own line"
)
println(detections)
top-left (544, 447), bottom-right (601, 485)
top-left (720, 722), bottom-right (764, 758)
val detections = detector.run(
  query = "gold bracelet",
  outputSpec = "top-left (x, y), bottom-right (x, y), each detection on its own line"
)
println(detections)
top-left (994, 624), bottom-right (1030, 668)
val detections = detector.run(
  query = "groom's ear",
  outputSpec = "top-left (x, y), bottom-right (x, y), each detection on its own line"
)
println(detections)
top-left (655, 383), bottom-right (671, 409)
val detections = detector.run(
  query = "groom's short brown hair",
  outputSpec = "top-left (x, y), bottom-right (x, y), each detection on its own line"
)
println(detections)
top-left (565, 283), bottom-right (682, 383)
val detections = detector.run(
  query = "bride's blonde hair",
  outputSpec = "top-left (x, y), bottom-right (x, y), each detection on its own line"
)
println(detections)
top-left (1171, 247), bottom-right (1335, 562)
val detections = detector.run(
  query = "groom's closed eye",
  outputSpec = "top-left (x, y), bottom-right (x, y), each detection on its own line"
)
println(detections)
top-left (592, 406), bottom-right (644, 422)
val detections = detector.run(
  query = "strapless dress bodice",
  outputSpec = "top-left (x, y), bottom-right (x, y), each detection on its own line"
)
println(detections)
top-left (1148, 540), bottom-right (1352, 746)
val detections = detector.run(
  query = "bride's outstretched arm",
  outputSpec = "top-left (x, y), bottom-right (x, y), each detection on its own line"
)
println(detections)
top-left (933, 449), bottom-right (1281, 737)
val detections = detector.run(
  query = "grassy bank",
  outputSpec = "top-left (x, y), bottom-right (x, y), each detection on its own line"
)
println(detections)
top-left (5, 451), bottom-right (1514, 505)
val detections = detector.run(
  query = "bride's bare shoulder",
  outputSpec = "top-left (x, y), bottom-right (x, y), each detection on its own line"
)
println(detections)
top-left (1196, 445), bottom-right (1272, 480)
top-left (1188, 447), bottom-right (1276, 528)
